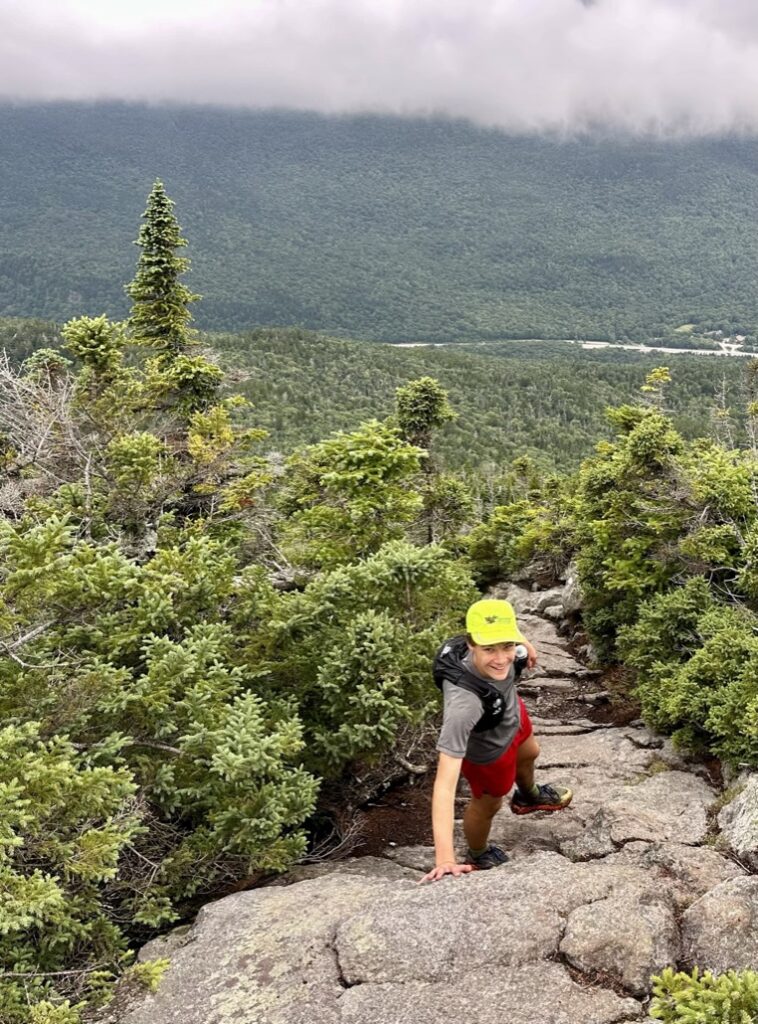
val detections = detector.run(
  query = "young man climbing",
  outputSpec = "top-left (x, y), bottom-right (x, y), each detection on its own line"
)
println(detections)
top-left (421, 598), bottom-right (573, 883)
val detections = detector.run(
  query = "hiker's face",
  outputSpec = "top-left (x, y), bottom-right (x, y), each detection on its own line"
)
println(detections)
top-left (468, 641), bottom-right (516, 681)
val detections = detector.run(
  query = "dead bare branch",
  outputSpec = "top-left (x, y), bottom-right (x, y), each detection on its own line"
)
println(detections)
top-left (394, 754), bottom-right (428, 775)
top-left (1, 621), bottom-right (55, 652)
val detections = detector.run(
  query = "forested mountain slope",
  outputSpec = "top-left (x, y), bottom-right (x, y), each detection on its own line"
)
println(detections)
top-left (0, 315), bottom-right (747, 471)
top-left (214, 329), bottom-right (747, 470)
top-left (3, 103), bottom-right (758, 340)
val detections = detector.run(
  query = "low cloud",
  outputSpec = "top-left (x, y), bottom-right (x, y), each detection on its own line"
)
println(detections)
top-left (3, 0), bottom-right (758, 135)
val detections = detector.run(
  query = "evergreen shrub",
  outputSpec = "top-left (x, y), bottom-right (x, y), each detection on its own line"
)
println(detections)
top-left (0, 724), bottom-right (140, 1022)
top-left (649, 966), bottom-right (758, 1023)
top-left (618, 578), bottom-right (758, 763)
top-left (240, 540), bottom-right (478, 777)
top-left (278, 419), bottom-right (426, 569)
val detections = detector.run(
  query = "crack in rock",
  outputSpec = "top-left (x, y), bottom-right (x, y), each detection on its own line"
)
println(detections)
top-left (326, 929), bottom-right (356, 994)
top-left (534, 760), bottom-right (593, 769)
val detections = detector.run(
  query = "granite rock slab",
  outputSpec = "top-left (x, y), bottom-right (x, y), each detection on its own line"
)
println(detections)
top-left (282, 856), bottom-right (419, 884)
top-left (605, 841), bottom-right (745, 909)
top-left (534, 730), bottom-right (658, 775)
top-left (717, 776), bottom-right (758, 871)
top-left (336, 852), bottom-right (663, 988)
top-left (339, 962), bottom-right (642, 1024)
top-left (522, 647), bottom-right (587, 677)
top-left (120, 875), bottom-right (398, 1024)
top-left (335, 870), bottom-right (564, 984)
top-left (599, 772), bottom-right (715, 846)
top-left (561, 890), bottom-right (680, 996)
top-left (682, 877), bottom-right (758, 973)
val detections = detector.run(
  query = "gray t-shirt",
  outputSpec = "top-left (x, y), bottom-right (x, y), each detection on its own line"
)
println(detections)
top-left (436, 654), bottom-right (520, 764)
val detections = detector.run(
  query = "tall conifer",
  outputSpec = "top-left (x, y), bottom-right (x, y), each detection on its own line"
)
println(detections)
top-left (126, 180), bottom-right (199, 352)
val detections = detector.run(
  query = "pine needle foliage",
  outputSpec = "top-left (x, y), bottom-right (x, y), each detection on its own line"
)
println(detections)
top-left (278, 420), bottom-right (426, 569)
top-left (649, 966), bottom-right (758, 1023)
top-left (395, 376), bottom-right (455, 451)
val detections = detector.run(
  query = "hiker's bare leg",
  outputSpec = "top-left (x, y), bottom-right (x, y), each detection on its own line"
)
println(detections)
top-left (463, 792), bottom-right (503, 851)
top-left (515, 735), bottom-right (540, 793)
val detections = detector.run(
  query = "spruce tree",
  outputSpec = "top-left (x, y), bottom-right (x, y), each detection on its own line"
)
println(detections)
top-left (126, 181), bottom-right (220, 414)
top-left (395, 376), bottom-right (455, 452)
top-left (126, 180), bottom-right (199, 352)
top-left (394, 377), bottom-right (463, 543)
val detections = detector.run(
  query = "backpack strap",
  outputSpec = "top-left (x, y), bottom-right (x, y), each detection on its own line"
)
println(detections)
top-left (433, 636), bottom-right (524, 732)
top-left (451, 673), bottom-right (506, 732)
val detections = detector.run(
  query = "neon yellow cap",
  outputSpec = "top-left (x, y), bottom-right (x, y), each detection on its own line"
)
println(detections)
top-left (465, 599), bottom-right (526, 645)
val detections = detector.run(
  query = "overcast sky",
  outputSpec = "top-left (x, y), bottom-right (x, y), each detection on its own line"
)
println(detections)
top-left (3, 0), bottom-right (758, 135)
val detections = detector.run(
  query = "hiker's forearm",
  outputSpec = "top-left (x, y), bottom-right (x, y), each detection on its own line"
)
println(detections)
top-left (431, 774), bottom-right (458, 864)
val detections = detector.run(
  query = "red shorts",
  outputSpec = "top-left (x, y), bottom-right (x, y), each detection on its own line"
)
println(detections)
top-left (461, 697), bottom-right (533, 799)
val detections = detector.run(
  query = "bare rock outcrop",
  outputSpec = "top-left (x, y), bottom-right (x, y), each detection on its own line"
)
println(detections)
top-left (717, 776), bottom-right (758, 871)
top-left (339, 963), bottom-right (641, 1024)
top-left (682, 877), bottom-right (758, 973)
top-left (560, 890), bottom-right (680, 997)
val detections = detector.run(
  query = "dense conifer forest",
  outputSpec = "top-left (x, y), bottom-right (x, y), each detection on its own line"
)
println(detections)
top-left (3, 103), bottom-right (758, 341)
top-left (2, 315), bottom-right (749, 471)
top-left (211, 328), bottom-right (748, 470)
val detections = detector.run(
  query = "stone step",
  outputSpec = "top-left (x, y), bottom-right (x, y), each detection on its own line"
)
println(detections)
top-left (523, 649), bottom-right (595, 679)
top-left (519, 678), bottom-right (577, 693)
top-left (531, 717), bottom-right (617, 730)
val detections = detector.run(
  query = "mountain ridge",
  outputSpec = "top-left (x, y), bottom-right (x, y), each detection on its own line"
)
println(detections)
top-left (3, 102), bottom-right (758, 339)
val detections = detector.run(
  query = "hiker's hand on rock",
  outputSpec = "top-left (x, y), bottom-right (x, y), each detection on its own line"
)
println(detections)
top-left (525, 640), bottom-right (538, 668)
top-left (419, 861), bottom-right (474, 884)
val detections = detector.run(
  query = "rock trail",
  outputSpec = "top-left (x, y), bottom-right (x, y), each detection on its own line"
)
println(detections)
top-left (118, 582), bottom-right (756, 1024)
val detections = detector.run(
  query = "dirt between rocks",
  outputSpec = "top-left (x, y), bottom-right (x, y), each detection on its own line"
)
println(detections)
top-left (354, 772), bottom-right (436, 857)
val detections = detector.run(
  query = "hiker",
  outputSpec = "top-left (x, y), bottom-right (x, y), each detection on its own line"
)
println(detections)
top-left (421, 598), bottom-right (573, 883)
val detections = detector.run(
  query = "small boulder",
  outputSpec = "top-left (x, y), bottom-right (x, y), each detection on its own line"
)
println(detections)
top-left (541, 603), bottom-right (564, 622)
top-left (525, 646), bottom-right (587, 678)
top-left (535, 587), bottom-right (564, 614)
top-left (682, 877), bottom-right (758, 973)
top-left (621, 727), bottom-right (664, 750)
top-left (561, 566), bottom-right (584, 616)
top-left (717, 776), bottom-right (758, 871)
top-left (489, 582), bottom-right (540, 615)
top-left (560, 890), bottom-right (680, 997)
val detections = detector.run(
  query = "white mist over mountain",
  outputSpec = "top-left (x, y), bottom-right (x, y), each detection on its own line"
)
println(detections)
top-left (2, 0), bottom-right (758, 136)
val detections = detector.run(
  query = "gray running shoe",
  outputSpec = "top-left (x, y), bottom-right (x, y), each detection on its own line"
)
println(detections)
top-left (466, 844), bottom-right (509, 870)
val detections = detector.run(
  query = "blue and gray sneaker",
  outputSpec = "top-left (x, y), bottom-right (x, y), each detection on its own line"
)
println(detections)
top-left (466, 844), bottom-right (509, 870)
